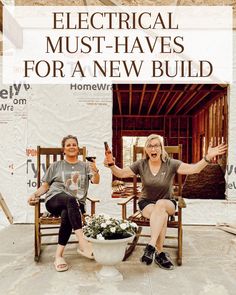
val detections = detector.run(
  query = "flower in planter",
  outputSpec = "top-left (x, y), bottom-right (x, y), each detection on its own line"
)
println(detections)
top-left (83, 214), bottom-right (138, 240)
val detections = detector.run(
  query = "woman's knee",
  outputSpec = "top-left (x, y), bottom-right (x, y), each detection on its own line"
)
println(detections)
top-left (67, 196), bottom-right (79, 208)
top-left (60, 209), bottom-right (70, 224)
top-left (61, 209), bottom-right (68, 218)
top-left (155, 199), bottom-right (175, 215)
top-left (154, 200), bottom-right (166, 214)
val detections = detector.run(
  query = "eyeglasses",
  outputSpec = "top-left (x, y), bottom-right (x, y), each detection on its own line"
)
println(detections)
top-left (147, 144), bottom-right (161, 149)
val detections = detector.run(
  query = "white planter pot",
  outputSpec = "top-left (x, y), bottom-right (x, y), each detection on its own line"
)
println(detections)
top-left (85, 235), bottom-right (134, 282)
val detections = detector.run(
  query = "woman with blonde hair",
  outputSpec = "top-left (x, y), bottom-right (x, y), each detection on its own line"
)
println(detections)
top-left (104, 134), bottom-right (227, 270)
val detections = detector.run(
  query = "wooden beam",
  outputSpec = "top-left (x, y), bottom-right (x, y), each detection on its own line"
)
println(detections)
top-left (116, 85), bottom-right (122, 115)
top-left (0, 192), bottom-right (13, 224)
top-left (0, 1), bottom-right (2, 33)
top-left (209, 105), bottom-right (213, 143)
top-left (187, 117), bottom-right (189, 162)
top-left (224, 94), bottom-right (228, 143)
top-left (147, 84), bottom-right (160, 115)
top-left (216, 98), bottom-right (219, 145)
top-left (113, 89), bottom-right (224, 94)
top-left (129, 84), bottom-right (132, 115)
top-left (205, 108), bottom-right (209, 155)
top-left (212, 102), bottom-right (216, 146)
top-left (183, 86), bottom-right (217, 115)
top-left (175, 85), bottom-right (204, 114)
top-left (113, 114), bottom-right (191, 119)
top-left (138, 84), bottom-right (146, 115)
top-left (193, 90), bottom-right (227, 115)
top-left (165, 90), bottom-right (185, 114)
top-left (0, 2), bottom-right (23, 48)
top-left (121, 130), bottom-right (165, 137)
top-left (156, 85), bottom-right (174, 114)
top-left (97, 0), bottom-right (116, 5)
top-left (219, 96), bottom-right (223, 143)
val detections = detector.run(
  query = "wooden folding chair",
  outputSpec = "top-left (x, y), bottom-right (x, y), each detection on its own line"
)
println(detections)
top-left (34, 146), bottom-right (100, 262)
top-left (118, 144), bottom-right (186, 265)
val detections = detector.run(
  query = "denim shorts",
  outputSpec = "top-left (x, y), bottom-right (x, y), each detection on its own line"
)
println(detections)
top-left (138, 199), bottom-right (177, 211)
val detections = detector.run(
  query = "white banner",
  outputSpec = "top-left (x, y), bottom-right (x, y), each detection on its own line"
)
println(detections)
top-left (3, 6), bottom-right (233, 84)
top-left (0, 68), bottom-right (113, 222)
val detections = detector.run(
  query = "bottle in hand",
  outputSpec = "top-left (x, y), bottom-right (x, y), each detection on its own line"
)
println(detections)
top-left (104, 142), bottom-right (114, 166)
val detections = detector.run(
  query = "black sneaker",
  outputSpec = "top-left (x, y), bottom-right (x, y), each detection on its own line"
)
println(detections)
top-left (140, 244), bottom-right (156, 265)
top-left (154, 252), bottom-right (175, 270)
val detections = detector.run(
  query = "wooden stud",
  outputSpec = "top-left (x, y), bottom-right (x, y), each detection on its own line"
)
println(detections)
top-left (0, 193), bottom-right (13, 224)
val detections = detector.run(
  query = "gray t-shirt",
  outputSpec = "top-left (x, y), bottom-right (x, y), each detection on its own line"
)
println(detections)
top-left (42, 160), bottom-right (91, 205)
top-left (130, 158), bottom-right (182, 201)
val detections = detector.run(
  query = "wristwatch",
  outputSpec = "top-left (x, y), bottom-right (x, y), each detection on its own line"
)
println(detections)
top-left (203, 155), bottom-right (211, 164)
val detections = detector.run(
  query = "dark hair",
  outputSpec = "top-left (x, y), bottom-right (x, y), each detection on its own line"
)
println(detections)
top-left (61, 135), bottom-right (79, 148)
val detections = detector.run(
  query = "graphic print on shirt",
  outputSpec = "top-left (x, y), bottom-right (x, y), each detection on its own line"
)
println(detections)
top-left (64, 169), bottom-right (86, 200)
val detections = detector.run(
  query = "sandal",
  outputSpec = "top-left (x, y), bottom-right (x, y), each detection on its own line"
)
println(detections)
top-left (54, 257), bottom-right (69, 272)
top-left (77, 248), bottom-right (94, 260)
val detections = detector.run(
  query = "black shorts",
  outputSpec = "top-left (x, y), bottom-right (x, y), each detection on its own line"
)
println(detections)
top-left (138, 199), bottom-right (177, 211)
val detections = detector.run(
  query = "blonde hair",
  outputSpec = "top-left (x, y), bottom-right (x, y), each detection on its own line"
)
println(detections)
top-left (144, 134), bottom-right (169, 162)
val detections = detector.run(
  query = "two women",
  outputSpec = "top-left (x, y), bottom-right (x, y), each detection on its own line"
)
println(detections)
top-left (28, 135), bottom-right (100, 272)
top-left (28, 133), bottom-right (227, 271)
top-left (104, 134), bottom-right (227, 270)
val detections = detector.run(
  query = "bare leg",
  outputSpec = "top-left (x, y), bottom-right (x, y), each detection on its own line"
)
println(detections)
top-left (156, 213), bottom-right (168, 252)
top-left (75, 228), bottom-right (93, 255)
top-left (149, 208), bottom-right (168, 246)
top-left (54, 244), bottom-right (67, 270)
top-left (55, 244), bottom-right (65, 258)
top-left (142, 199), bottom-right (175, 248)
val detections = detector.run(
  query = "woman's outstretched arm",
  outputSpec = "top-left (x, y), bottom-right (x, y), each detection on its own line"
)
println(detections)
top-left (177, 142), bottom-right (227, 175)
top-left (104, 158), bottom-right (135, 178)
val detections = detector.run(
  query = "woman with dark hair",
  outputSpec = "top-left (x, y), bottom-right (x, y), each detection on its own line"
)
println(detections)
top-left (28, 135), bottom-right (100, 272)
top-left (104, 134), bottom-right (227, 270)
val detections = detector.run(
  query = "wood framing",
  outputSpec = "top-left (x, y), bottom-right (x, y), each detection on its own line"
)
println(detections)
top-left (0, 1), bottom-right (23, 48)
top-left (0, 192), bottom-right (13, 224)
top-left (112, 84), bottom-right (228, 199)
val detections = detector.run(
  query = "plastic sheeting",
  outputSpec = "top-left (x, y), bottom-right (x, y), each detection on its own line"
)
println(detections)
top-left (0, 82), bottom-right (113, 223)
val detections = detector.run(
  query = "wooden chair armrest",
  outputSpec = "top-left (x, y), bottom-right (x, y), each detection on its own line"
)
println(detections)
top-left (33, 194), bottom-right (100, 216)
top-left (39, 196), bottom-right (46, 203)
top-left (87, 196), bottom-right (100, 203)
top-left (28, 199), bottom-right (39, 206)
top-left (29, 192), bottom-right (47, 205)
top-left (38, 195), bottom-right (100, 204)
top-left (87, 196), bottom-right (100, 216)
top-left (117, 195), bottom-right (137, 220)
top-left (117, 195), bottom-right (136, 206)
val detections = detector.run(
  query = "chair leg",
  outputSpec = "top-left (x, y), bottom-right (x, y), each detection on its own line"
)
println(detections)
top-left (123, 226), bottom-right (142, 261)
top-left (34, 222), bottom-right (41, 262)
top-left (177, 225), bottom-right (182, 266)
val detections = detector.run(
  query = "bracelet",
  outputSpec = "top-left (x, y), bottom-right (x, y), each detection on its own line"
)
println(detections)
top-left (203, 155), bottom-right (211, 164)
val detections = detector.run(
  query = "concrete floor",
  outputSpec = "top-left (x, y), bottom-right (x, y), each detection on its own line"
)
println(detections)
top-left (0, 225), bottom-right (236, 295)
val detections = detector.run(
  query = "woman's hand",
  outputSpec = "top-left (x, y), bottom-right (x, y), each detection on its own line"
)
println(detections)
top-left (89, 159), bottom-right (99, 174)
top-left (103, 156), bottom-right (115, 168)
top-left (27, 194), bottom-right (39, 206)
top-left (207, 142), bottom-right (227, 160)
top-left (27, 182), bottom-right (49, 205)
top-left (89, 159), bottom-right (100, 184)
top-left (103, 157), bottom-right (109, 167)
